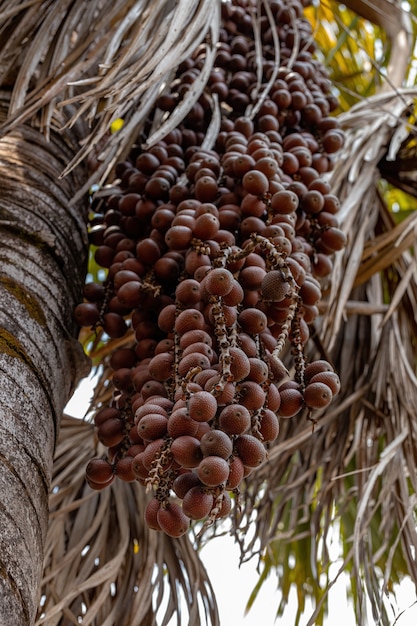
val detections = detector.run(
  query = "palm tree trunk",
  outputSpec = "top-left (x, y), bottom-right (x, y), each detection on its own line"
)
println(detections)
top-left (0, 92), bottom-right (89, 625)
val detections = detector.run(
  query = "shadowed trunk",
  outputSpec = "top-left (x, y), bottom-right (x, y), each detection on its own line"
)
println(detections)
top-left (0, 93), bottom-right (89, 625)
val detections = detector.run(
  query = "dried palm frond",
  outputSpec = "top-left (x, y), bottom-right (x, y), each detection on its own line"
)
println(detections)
top-left (233, 89), bottom-right (417, 626)
top-left (37, 415), bottom-right (219, 626)
top-left (0, 0), bottom-right (220, 192)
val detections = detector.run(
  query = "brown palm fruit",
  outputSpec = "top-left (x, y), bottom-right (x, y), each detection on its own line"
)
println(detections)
top-left (266, 384), bottom-right (281, 412)
top-left (157, 304), bottom-right (176, 333)
top-left (303, 382), bottom-right (333, 409)
top-left (277, 387), bottom-right (304, 417)
top-left (261, 270), bottom-right (291, 302)
top-left (174, 382), bottom-right (202, 402)
top-left (204, 376), bottom-right (235, 405)
top-left (145, 397), bottom-right (173, 412)
top-left (145, 497), bottom-right (162, 531)
top-left (218, 403), bottom-right (251, 435)
top-left (86, 474), bottom-right (115, 490)
top-left (188, 391), bottom-right (218, 422)
top-left (142, 438), bottom-right (165, 470)
top-left (86, 458), bottom-right (114, 484)
top-left (185, 250), bottom-right (211, 275)
top-left (238, 308), bottom-right (268, 334)
top-left (131, 452), bottom-right (150, 480)
top-left (247, 358), bottom-right (269, 383)
top-left (165, 225), bottom-right (193, 249)
top-left (103, 312), bottom-right (128, 338)
top-left (137, 414), bottom-right (168, 441)
top-left (97, 417), bottom-right (125, 447)
top-left (182, 342), bottom-right (216, 363)
top-left (132, 367), bottom-right (152, 392)
top-left (239, 265), bottom-right (266, 291)
top-left (170, 435), bottom-right (203, 468)
top-left (167, 408), bottom-right (200, 438)
top-left (234, 434), bottom-right (267, 467)
top-left (172, 398), bottom-right (187, 411)
top-left (194, 421), bottom-right (212, 440)
top-left (135, 403), bottom-right (168, 422)
top-left (80, 0), bottom-right (346, 513)
top-left (197, 456), bottom-right (230, 487)
top-left (182, 486), bottom-right (215, 520)
top-left (194, 368), bottom-right (219, 387)
top-left (222, 280), bottom-right (244, 306)
top-left (242, 169), bottom-right (269, 195)
top-left (304, 359), bottom-right (334, 382)
top-left (320, 226), bottom-right (347, 251)
top-left (141, 380), bottom-right (168, 400)
top-left (229, 347), bottom-right (251, 381)
top-left (175, 308), bottom-right (205, 335)
top-left (193, 213), bottom-right (220, 239)
top-left (172, 472), bottom-right (201, 499)
top-left (157, 502), bottom-right (190, 537)
top-left (148, 353), bottom-right (174, 381)
top-left (114, 456), bottom-right (136, 482)
top-left (135, 338), bottom-right (157, 360)
top-left (200, 430), bottom-right (233, 459)
top-left (299, 278), bottom-right (321, 306)
top-left (238, 381), bottom-right (266, 411)
top-left (94, 406), bottom-right (122, 427)
top-left (109, 348), bottom-right (137, 370)
top-left (126, 443), bottom-right (145, 458)
top-left (205, 268), bottom-right (235, 296)
top-left (74, 302), bottom-right (100, 327)
top-left (178, 352), bottom-right (212, 378)
top-left (238, 333), bottom-right (258, 357)
top-left (180, 329), bottom-right (213, 350)
top-left (266, 354), bottom-right (289, 382)
top-left (310, 371), bottom-right (341, 396)
top-left (113, 367), bottom-right (133, 391)
top-left (175, 278), bottom-right (201, 306)
top-left (226, 455), bottom-right (245, 490)
top-left (285, 257), bottom-right (306, 287)
top-left (258, 409), bottom-right (280, 442)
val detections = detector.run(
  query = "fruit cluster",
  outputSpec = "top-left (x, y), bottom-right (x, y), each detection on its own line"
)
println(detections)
top-left (78, 0), bottom-right (343, 538)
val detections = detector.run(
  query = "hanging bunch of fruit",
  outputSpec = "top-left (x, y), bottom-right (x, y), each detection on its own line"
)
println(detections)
top-left (75, 0), bottom-right (345, 538)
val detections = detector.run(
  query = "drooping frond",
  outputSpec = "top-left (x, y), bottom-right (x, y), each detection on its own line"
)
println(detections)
top-left (0, 0), bottom-right (220, 190)
top-left (37, 415), bottom-right (219, 626)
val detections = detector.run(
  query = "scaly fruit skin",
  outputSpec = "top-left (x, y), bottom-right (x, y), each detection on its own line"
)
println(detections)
top-left (81, 0), bottom-right (343, 536)
top-left (157, 503), bottom-right (190, 537)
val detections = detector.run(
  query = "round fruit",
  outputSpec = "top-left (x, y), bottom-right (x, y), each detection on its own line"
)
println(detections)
top-left (234, 434), bottom-right (267, 467)
top-left (188, 391), bottom-right (218, 422)
top-left (261, 270), bottom-right (290, 302)
top-left (197, 456), bottom-right (230, 487)
top-left (205, 268), bottom-right (235, 297)
top-left (85, 458), bottom-right (113, 484)
top-left (200, 430), bottom-right (233, 459)
top-left (277, 388), bottom-right (304, 418)
top-left (182, 486), bottom-right (214, 520)
top-left (170, 435), bottom-right (203, 468)
top-left (157, 503), bottom-right (190, 537)
top-left (303, 382), bottom-right (333, 409)
top-left (218, 404), bottom-right (251, 435)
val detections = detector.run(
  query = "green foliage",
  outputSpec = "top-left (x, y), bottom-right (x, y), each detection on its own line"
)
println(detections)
top-left (306, 0), bottom-right (417, 109)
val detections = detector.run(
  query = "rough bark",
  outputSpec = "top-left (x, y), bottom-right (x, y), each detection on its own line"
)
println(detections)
top-left (0, 94), bottom-right (89, 625)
